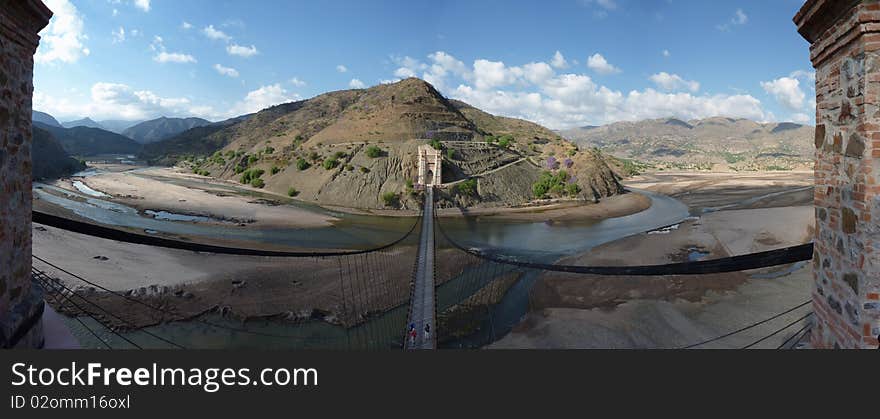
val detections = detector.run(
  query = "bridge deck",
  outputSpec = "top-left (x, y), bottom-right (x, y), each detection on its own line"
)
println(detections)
top-left (406, 188), bottom-right (436, 350)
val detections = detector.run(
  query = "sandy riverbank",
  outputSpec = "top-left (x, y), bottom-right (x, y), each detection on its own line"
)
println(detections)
top-left (56, 166), bottom-right (337, 229)
top-left (434, 191), bottom-right (652, 222)
top-left (625, 170), bottom-right (813, 211)
top-left (33, 223), bottom-right (418, 329)
top-left (491, 171), bottom-right (816, 349)
top-left (275, 185), bottom-right (652, 223)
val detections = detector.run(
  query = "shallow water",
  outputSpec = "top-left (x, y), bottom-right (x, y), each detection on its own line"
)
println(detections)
top-left (34, 182), bottom-right (412, 250)
top-left (71, 180), bottom-right (110, 197)
top-left (40, 171), bottom-right (691, 349)
top-left (144, 209), bottom-right (225, 223)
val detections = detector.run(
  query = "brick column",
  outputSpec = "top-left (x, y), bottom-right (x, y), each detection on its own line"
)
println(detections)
top-left (795, 0), bottom-right (880, 349)
top-left (0, 0), bottom-right (52, 348)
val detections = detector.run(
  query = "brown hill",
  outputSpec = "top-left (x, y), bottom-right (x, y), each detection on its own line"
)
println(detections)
top-left (31, 126), bottom-right (86, 180)
top-left (167, 78), bottom-right (623, 209)
top-left (561, 116), bottom-right (814, 172)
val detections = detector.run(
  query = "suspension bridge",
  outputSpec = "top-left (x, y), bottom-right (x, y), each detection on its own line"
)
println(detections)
top-left (17, 188), bottom-right (817, 350)
top-left (406, 188), bottom-right (436, 350)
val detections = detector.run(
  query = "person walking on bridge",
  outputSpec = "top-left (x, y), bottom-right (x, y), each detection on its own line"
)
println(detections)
top-left (409, 323), bottom-right (417, 345)
top-left (424, 323), bottom-right (431, 342)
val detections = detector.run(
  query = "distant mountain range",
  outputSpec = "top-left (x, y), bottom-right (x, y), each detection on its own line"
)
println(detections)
top-left (61, 117), bottom-right (104, 130)
top-left (123, 116), bottom-right (211, 144)
top-left (99, 119), bottom-right (144, 134)
top-left (31, 126), bottom-right (86, 179)
top-left (34, 121), bottom-right (142, 156)
top-left (32, 110), bottom-right (61, 127)
top-left (559, 116), bottom-right (814, 171)
top-left (34, 111), bottom-right (218, 143)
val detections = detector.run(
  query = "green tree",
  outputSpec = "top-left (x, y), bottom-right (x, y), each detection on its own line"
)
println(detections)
top-left (287, 187), bottom-right (299, 197)
top-left (250, 178), bottom-right (265, 188)
top-left (270, 166), bottom-right (281, 175)
top-left (296, 158), bottom-right (310, 170)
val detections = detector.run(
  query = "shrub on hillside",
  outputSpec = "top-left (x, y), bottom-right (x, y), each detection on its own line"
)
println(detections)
top-left (532, 170), bottom-right (577, 199)
top-left (455, 178), bottom-right (477, 196)
top-left (323, 157), bottom-right (339, 170)
top-left (365, 145), bottom-right (382, 158)
top-left (381, 192), bottom-right (399, 207)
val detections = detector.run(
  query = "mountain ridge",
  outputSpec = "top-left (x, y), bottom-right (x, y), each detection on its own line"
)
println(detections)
top-left (560, 116), bottom-right (814, 171)
top-left (123, 116), bottom-right (212, 144)
top-left (34, 122), bottom-right (142, 156)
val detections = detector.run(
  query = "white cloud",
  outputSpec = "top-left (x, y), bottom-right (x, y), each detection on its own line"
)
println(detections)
top-left (213, 64), bottom-right (239, 78)
top-left (760, 76), bottom-right (805, 111)
top-left (111, 26), bottom-right (126, 44)
top-left (35, 0), bottom-right (90, 64)
top-left (227, 43), bottom-right (259, 57)
top-left (112, 9), bottom-right (119, 17)
top-left (581, 0), bottom-right (617, 10)
top-left (550, 51), bottom-right (568, 69)
top-left (289, 77), bottom-right (306, 87)
top-left (230, 84), bottom-right (299, 115)
top-left (789, 69), bottom-right (816, 83)
top-left (386, 50), bottom-right (771, 129)
top-left (349, 78), bottom-right (366, 89)
top-left (181, 21), bottom-right (193, 30)
top-left (586, 53), bottom-right (620, 75)
top-left (718, 8), bottom-right (748, 31)
top-left (649, 72), bottom-right (700, 92)
top-left (472, 59), bottom-right (520, 90)
top-left (202, 25), bottom-right (231, 42)
top-left (521, 62), bottom-right (555, 85)
top-left (150, 35), bottom-right (196, 63)
top-left (662, 49), bottom-right (670, 57)
top-left (734, 9), bottom-right (748, 24)
top-left (790, 113), bottom-right (810, 123)
top-left (34, 82), bottom-right (204, 120)
top-left (336, 64), bottom-right (348, 73)
top-left (133, 0), bottom-right (150, 12)
top-left (154, 51), bottom-right (196, 64)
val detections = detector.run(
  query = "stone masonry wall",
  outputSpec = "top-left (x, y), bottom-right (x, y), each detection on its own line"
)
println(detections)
top-left (0, 0), bottom-right (52, 348)
top-left (796, 0), bottom-right (880, 349)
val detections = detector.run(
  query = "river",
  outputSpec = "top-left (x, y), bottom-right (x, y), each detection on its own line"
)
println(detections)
top-left (39, 168), bottom-right (690, 349)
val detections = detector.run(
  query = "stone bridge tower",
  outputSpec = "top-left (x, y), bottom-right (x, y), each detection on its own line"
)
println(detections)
top-left (0, 0), bottom-right (52, 348)
top-left (795, 0), bottom-right (880, 349)
top-left (417, 143), bottom-right (442, 187)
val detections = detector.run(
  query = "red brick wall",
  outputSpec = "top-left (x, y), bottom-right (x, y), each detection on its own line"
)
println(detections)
top-left (796, 0), bottom-right (880, 349)
top-left (0, 0), bottom-right (52, 347)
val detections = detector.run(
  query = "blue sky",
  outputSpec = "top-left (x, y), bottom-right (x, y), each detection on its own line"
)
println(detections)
top-left (34, 0), bottom-right (816, 128)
